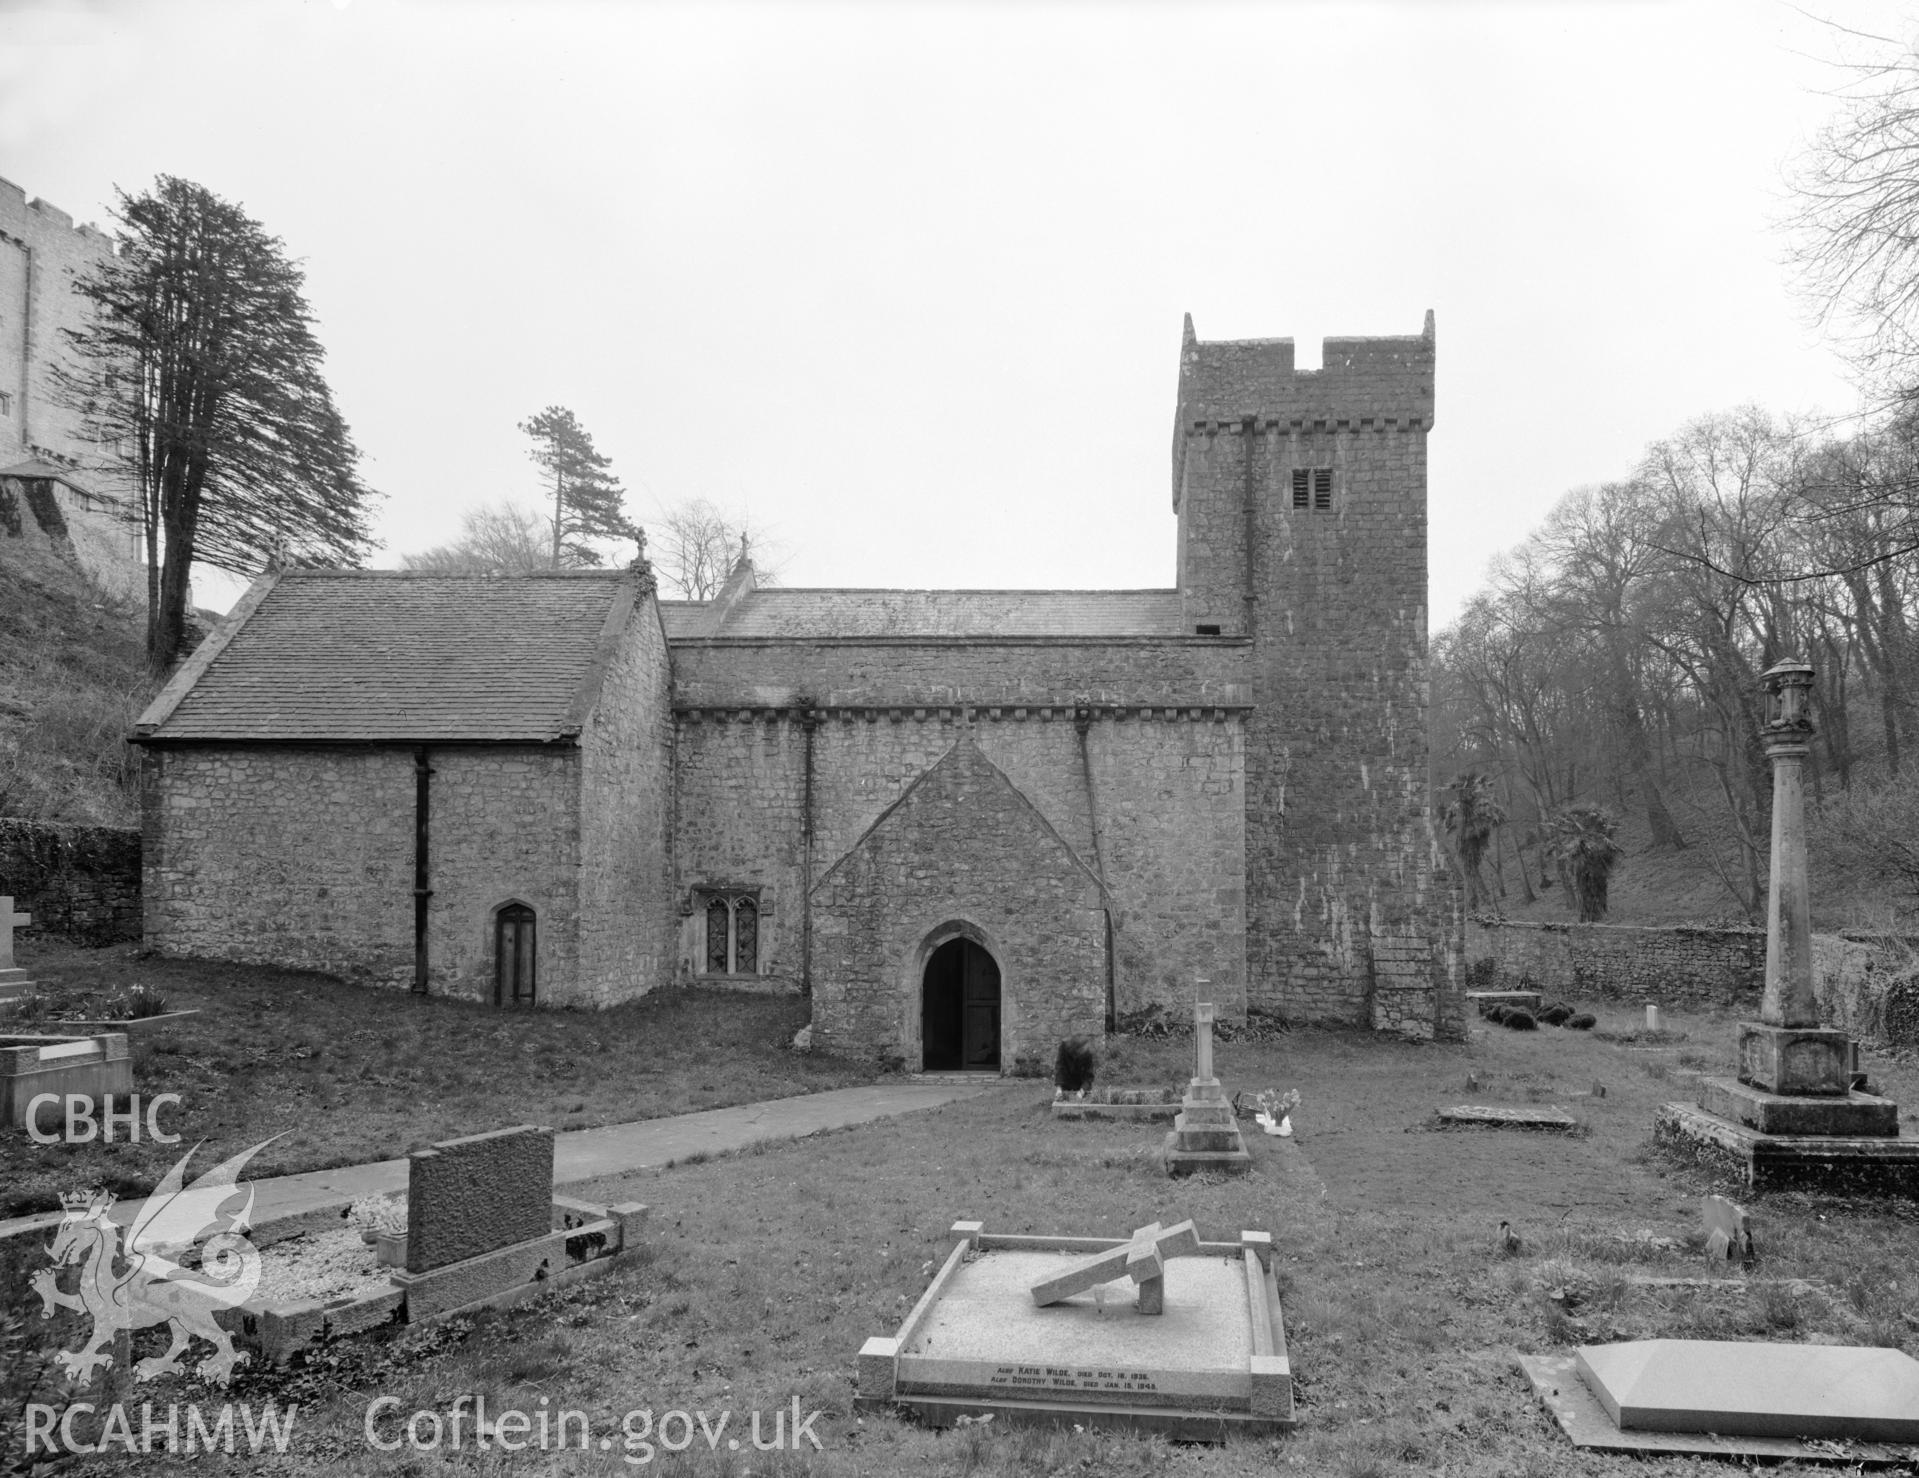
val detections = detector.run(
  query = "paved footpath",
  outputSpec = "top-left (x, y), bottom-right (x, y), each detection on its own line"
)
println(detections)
top-left (0, 1080), bottom-right (1002, 1243)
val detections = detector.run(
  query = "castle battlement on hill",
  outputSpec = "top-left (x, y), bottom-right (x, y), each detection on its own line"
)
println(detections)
top-left (0, 177), bottom-right (141, 597)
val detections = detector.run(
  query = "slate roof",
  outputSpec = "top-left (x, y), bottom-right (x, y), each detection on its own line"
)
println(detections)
top-left (661, 588), bottom-right (1187, 639)
top-left (137, 571), bottom-right (641, 743)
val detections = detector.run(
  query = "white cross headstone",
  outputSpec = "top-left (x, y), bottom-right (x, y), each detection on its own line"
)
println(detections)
top-left (1194, 1001), bottom-right (1216, 1085)
top-left (0, 896), bottom-right (29, 972)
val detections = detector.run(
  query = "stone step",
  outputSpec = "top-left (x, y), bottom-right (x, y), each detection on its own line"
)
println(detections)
top-left (1696, 1077), bottom-right (1899, 1137)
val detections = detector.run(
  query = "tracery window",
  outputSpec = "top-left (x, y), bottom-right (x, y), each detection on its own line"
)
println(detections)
top-left (697, 890), bottom-right (760, 975)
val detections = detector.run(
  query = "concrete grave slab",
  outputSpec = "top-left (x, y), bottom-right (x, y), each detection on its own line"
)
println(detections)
top-left (1436, 1104), bottom-right (1578, 1131)
top-left (1518, 1353), bottom-right (1918, 1464)
top-left (1576, 1339), bottom-right (1919, 1442)
top-left (859, 1221), bottom-right (1292, 1438)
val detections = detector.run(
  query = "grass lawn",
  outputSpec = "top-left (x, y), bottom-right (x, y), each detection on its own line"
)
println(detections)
top-left (0, 940), bottom-right (885, 1219)
top-left (9, 998), bottom-right (1918, 1475)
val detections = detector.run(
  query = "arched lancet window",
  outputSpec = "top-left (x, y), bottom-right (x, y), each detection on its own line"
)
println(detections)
top-left (705, 896), bottom-right (731, 974)
top-left (495, 903), bottom-right (537, 1006)
top-left (733, 896), bottom-right (758, 973)
top-left (694, 889), bottom-right (762, 976)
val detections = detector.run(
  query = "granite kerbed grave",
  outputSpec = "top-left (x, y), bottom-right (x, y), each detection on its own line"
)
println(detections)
top-left (0, 1032), bottom-right (131, 1128)
top-left (1520, 1339), bottom-right (1919, 1460)
top-left (1051, 1086), bottom-right (1182, 1123)
top-left (235, 1125), bottom-right (647, 1363)
top-left (857, 1217), bottom-right (1293, 1438)
top-left (1434, 1104), bottom-right (1579, 1132)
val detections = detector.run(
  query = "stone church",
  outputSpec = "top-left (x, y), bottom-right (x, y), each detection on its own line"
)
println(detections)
top-left (134, 314), bottom-right (1465, 1066)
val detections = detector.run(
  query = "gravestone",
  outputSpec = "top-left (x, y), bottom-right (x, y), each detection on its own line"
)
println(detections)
top-left (0, 896), bottom-right (35, 1003)
top-left (1577, 1339), bottom-right (1919, 1441)
top-left (403, 1124), bottom-right (555, 1274)
top-left (1163, 1002), bottom-right (1252, 1177)
top-left (858, 1217), bottom-right (1292, 1436)
top-left (1700, 1195), bottom-right (1751, 1261)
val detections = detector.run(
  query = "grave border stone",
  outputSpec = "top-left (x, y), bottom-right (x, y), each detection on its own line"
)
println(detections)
top-left (857, 1218), bottom-right (1292, 1438)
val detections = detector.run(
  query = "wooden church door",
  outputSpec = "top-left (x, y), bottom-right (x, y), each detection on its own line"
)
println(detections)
top-left (922, 937), bottom-right (1000, 1071)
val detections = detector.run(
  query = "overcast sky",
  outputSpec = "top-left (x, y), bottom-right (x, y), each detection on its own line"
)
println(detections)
top-left (3, 0), bottom-right (1906, 623)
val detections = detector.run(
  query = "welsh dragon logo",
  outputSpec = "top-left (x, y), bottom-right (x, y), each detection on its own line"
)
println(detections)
top-left (32, 1139), bottom-right (276, 1386)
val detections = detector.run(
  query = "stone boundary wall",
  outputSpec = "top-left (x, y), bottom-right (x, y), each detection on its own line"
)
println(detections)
top-left (0, 818), bottom-right (140, 944)
top-left (1470, 918), bottom-right (1919, 1049)
top-left (1465, 918), bottom-right (1766, 1008)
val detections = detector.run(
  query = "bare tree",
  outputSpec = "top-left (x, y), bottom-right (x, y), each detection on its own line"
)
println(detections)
top-left (402, 502), bottom-right (549, 574)
top-left (1790, 22), bottom-right (1919, 396)
top-left (648, 498), bottom-right (783, 600)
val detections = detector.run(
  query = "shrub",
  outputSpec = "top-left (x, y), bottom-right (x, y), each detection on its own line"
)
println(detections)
top-left (1566, 1012), bottom-right (1597, 1030)
top-left (1503, 1009), bottom-right (1538, 1031)
top-left (1054, 1037), bottom-right (1097, 1094)
top-left (1538, 1003), bottom-right (1574, 1026)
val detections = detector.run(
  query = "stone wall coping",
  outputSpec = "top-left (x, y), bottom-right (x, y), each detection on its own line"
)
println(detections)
top-left (670, 635), bottom-right (1251, 649)
top-left (679, 703), bottom-right (1249, 723)
top-left (1469, 917), bottom-right (1763, 939)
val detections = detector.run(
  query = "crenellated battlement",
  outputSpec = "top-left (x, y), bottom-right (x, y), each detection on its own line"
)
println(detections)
top-left (1172, 311), bottom-right (1435, 501)
top-left (0, 175), bottom-right (115, 248)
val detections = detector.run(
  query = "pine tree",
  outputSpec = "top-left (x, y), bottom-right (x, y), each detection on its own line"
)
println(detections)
top-left (518, 406), bottom-right (644, 568)
top-left (60, 175), bottom-right (381, 673)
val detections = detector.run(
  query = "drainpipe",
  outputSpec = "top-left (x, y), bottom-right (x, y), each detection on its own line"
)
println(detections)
top-left (413, 746), bottom-right (432, 994)
top-left (800, 704), bottom-right (818, 996)
top-left (1241, 415), bottom-right (1258, 638)
top-left (1075, 708), bottom-right (1116, 1031)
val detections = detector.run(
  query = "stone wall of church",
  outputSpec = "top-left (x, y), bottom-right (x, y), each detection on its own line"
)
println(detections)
top-left (671, 636), bottom-right (1248, 708)
top-left (671, 696), bottom-right (1247, 1041)
top-left (424, 746), bottom-right (582, 1005)
top-left (141, 743), bottom-right (587, 1002)
top-left (809, 740), bottom-right (1109, 1067)
top-left (142, 746), bottom-right (417, 983)
top-left (576, 597), bottom-right (676, 1004)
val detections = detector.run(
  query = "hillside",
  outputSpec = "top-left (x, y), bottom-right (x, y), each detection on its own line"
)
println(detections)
top-left (0, 533), bottom-right (153, 825)
top-left (1466, 774), bottom-right (1914, 935)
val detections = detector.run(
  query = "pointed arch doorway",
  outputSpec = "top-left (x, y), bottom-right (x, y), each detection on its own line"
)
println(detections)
top-left (921, 937), bottom-right (1000, 1071)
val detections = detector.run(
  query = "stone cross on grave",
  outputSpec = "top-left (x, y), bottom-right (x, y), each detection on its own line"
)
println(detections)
top-left (1030, 1218), bottom-right (1201, 1316)
top-left (0, 897), bottom-right (29, 972)
top-left (1193, 999), bottom-right (1217, 1087)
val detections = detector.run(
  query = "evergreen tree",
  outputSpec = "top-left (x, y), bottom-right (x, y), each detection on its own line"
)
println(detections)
top-left (519, 406), bottom-right (644, 568)
top-left (61, 175), bottom-right (380, 673)
top-left (1441, 769), bottom-right (1507, 913)
top-left (1545, 805), bottom-right (1624, 923)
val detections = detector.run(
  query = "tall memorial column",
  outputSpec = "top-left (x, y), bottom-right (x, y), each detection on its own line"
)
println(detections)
top-left (1738, 659), bottom-right (1850, 1095)
top-left (1657, 657), bottom-right (1918, 1189)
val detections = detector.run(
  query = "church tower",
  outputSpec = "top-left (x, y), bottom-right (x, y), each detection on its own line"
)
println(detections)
top-left (1173, 312), bottom-right (1462, 1038)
